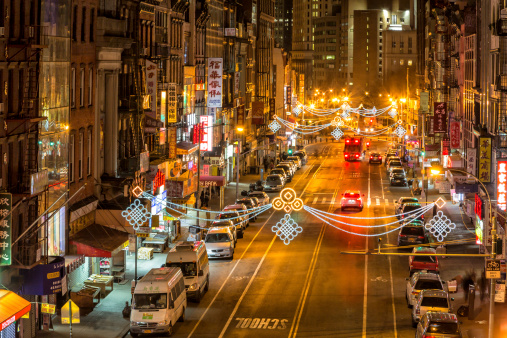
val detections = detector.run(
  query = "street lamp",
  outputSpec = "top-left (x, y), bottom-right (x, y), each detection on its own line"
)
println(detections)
top-left (429, 163), bottom-right (497, 338)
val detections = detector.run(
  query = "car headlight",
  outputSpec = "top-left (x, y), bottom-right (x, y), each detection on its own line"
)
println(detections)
top-left (188, 283), bottom-right (199, 291)
top-left (131, 321), bottom-right (138, 326)
top-left (158, 320), bottom-right (168, 326)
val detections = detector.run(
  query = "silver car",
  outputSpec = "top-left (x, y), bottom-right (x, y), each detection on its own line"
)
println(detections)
top-left (248, 191), bottom-right (270, 205)
top-left (412, 290), bottom-right (453, 327)
top-left (416, 312), bottom-right (462, 338)
top-left (205, 227), bottom-right (235, 259)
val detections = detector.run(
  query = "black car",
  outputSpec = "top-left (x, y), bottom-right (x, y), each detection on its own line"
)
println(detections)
top-left (369, 152), bottom-right (382, 164)
top-left (399, 203), bottom-right (425, 223)
top-left (390, 171), bottom-right (407, 186)
top-left (398, 225), bottom-right (427, 246)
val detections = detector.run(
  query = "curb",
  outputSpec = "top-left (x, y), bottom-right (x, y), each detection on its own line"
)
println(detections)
top-left (116, 323), bottom-right (131, 338)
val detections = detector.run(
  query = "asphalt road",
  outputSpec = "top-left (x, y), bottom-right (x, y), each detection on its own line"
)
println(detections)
top-left (133, 140), bottom-right (469, 338)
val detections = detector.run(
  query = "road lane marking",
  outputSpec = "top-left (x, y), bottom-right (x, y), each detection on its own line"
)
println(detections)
top-left (330, 196), bottom-right (335, 205)
top-left (312, 197), bottom-right (318, 204)
top-left (234, 318), bottom-right (288, 330)
top-left (367, 198), bottom-right (371, 206)
top-left (218, 234), bottom-right (278, 337)
top-left (187, 211), bottom-right (275, 338)
top-left (376, 198), bottom-right (380, 205)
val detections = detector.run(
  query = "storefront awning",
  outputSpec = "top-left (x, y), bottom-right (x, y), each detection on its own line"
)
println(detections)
top-left (70, 224), bottom-right (129, 258)
top-left (200, 175), bottom-right (226, 187)
top-left (0, 290), bottom-right (31, 330)
top-left (177, 142), bottom-right (199, 155)
top-left (69, 195), bottom-right (98, 223)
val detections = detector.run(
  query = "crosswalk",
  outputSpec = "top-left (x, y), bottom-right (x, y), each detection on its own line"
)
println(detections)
top-left (303, 196), bottom-right (398, 207)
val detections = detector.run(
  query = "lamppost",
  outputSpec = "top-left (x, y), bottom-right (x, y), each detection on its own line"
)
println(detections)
top-left (430, 164), bottom-right (497, 338)
top-left (235, 127), bottom-right (244, 200)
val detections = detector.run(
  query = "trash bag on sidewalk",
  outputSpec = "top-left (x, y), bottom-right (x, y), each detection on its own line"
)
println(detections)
top-left (457, 305), bottom-right (469, 317)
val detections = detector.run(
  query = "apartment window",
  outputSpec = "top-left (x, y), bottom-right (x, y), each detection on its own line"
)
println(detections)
top-left (81, 7), bottom-right (86, 41)
top-left (400, 41), bottom-right (404, 48)
top-left (69, 134), bottom-right (75, 182)
top-left (87, 128), bottom-right (92, 175)
top-left (400, 59), bottom-right (404, 65)
top-left (79, 131), bottom-right (83, 179)
top-left (71, 68), bottom-right (76, 108)
top-left (88, 68), bottom-right (93, 106)
top-left (80, 68), bottom-right (84, 107)
top-left (408, 60), bottom-right (413, 66)
top-left (392, 41), bottom-right (396, 48)
top-left (408, 37), bottom-right (412, 48)
top-left (392, 15), bottom-right (397, 24)
top-left (90, 8), bottom-right (94, 42)
top-left (72, 6), bottom-right (77, 40)
top-left (380, 17), bottom-right (383, 22)
top-left (380, 25), bottom-right (383, 30)
top-left (401, 18), bottom-right (405, 23)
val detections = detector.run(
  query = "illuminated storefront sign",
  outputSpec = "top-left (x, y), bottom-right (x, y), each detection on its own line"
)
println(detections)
top-left (207, 58), bottom-right (222, 108)
top-left (167, 84), bottom-right (177, 123)
top-left (153, 170), bottom-right (165, 195)
top-left (0, 193), bottom-right (12, 266)
top-left (479, 137), bottom-right (492, 182)
top-left (498, 161), bottom-right (507, 211)
top-left (200, 115), bottom-right (213, 151)
top-left (475, 193), bottom-right (483, 220)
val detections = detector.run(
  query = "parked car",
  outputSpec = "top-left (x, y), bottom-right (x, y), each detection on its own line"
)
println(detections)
top-left (293, 151), bottom-right (308, 165)
top-left (276, 164), bottom-right (294, 178)
top-left (415, 312), bottom-right (462, 338)
top-left (412, 290), bottom-right (453, 327)
top-left (279, 161), bottom-right (297, 174)
top-left (406, 272), bottom-right (445, 307)
top-left (236, 198), bottom-right (258, 221)
top-left (264, 174), bottom-right (285, 192)
top-left (398, 225), bottom-right (427, 246)
top-left (399, 203), bottom-right (425, 223)
top-left (209, 219), bottom-right (239, 242)
top-left (248, 191), bottom-right (270, 205)
top-left (387, 160), bottom-right (404, 174)
top-left (395, 197), bottom-right (419, 218)
top-left (287, 156), bottom-right (302, 169)
top-left (340, 190), bottom-right (364, 211)
top-left (204, 227), bottom-right (235, 259)
top-left (385, 154), bottom-right (400, 166)
top-left (269, 168), bottom-right (289, 183)
top-left (409, 247), bottom-right (439, 276)
top-left (390, 170), bottom-right (407, 186)
top-left (214, 210), bottom-right (245, 234)
top-left (224, 203), bottom-right (250, 228)
top-left (369, 152), bottom-right (382, 164)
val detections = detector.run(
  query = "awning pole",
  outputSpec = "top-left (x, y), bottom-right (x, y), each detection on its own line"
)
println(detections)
top-left (12, 184), bottom-right (87, 247)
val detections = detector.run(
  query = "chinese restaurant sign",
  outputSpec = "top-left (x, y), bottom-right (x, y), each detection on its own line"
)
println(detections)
top-left (200, 115), bottom-right (213, 151)
top-left (450, 121), bottom-right (460, 149)
top-left (153, 170), bottom-right (165, 195)
top-left (0, 193), bottom-right (11, 266)
top-left (498, 161), bottom-right (507, 211)
top-left (479, 137), bottom-right (492, 183)
top-left (433, 102), bottom-right (447, 133)
top-left (475, 193), bottom-right (483, 220)
top-left (207, 58), bottom-right (223, 108)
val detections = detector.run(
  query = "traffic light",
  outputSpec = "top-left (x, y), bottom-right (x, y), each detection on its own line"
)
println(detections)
top-left (420, 149), bottom-right (425, 157)
top-left (288, 149), bottom-right (293, 155)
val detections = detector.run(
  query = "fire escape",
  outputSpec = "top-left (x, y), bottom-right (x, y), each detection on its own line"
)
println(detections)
top-left (4, 25), bottom-right (49, 267)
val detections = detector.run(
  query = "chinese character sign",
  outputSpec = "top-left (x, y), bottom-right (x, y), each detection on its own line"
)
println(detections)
top-left (479, 137), bottom-right (492, 183)
top-left (252, 101), bottom-right (265, 125)
top-left (269, 98), bottom-right (276, 120)
top-left (167, 83), bottom-right (177, 123)
top-left (467, 148), bottom-right (477, 175)
top-left (433, 102), bottom-right (447, 133)
top-left (234, 72), bottom-right (240, 97)
top-left (475, 193), bottom-right (483, 220)
top-left (169, 127), bottom-right (177, 159)
top-left (450, 122), bottom-right (461, 149)
top-left (200, 115), bottom-right (213, 151)
top-left (286, 86), bottom-right (291, 105)
top-left (237, 105), bottom-right (245, 127)
top-left (498, 161), bottom-right (507, 211)
top-left (207, 58), bottom-right (223, 108)
top-left (146, 60), bottom-right (158, 118)
top-left (0, 193), bottom-right (12, 266)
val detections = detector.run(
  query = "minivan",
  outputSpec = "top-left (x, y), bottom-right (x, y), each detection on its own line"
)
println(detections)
top-left (130, 267), bottom-right (187, 337)
top-left (165, 241), bottom-right (209, 302)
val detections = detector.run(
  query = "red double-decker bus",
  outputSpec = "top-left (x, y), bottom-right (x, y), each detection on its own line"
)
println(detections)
top-left (344, 137), bottom-right (363, 161)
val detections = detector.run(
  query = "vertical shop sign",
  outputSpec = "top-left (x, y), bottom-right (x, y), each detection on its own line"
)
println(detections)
top-left (433, 102), bottom-right (447, 133)
top-left (167, 84), bottom-right (177, 123)
top-left (269, 98), bottom-right (276, 120)
top-left (0, 193), bottom-right (12, 266)
top-left (450, 121), bottom-right (461, 149)
top-left (252, 101), bottom-right (265, 125)
top-left (467, 148), bottom-right (477, 175)
top-left (299, 74), bottom-right (305, 102)
top-left (200, 115), bottom-right (213, 151)
top-left (498, 161), bottom-right (507, 211)
top-left (160, 91), bottom-right (167, 145)
top-left (237, 105), bottom-right (245, 127)
top-left (146, 60), bottom-right (158, 118)
top-left (153, 170), bottom-right (166, 195)
top-left (207, 58), bottom-right (223, 108)
top-left (287, 86), bottom-right (291, 105)
top-left (169, 127), bottom-right (177, 159)
top-left (192, 123), bottom-right (201, 144)
top-left (479, 137), bottom-right (492, 183)
top-left (234, 72), bottom-right (240, 97)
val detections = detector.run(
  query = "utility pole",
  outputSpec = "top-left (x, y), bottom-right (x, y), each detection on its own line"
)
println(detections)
top-left (235, 139), bottom-right (241, 200)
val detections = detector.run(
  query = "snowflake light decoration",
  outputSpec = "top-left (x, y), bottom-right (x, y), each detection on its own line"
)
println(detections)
top-left (340, 110), bottom-right (350, 119)
top-left (394, 125), bottom-right (407, 138)
top-left (272, 214), bottom-right (303, 245)
top-left (371, 106), bottom-right (377, 115)
top-left (340, 102), bottom-right (350, 111)
top-left (331, 116), bottom-right (342, 127)
top-left (269, 120), bottom-right (282, 133)
top-left (272, 188), bottom-right (304, 213)
top-left (424, 211), bottom-right (456, 242)
top-left (388, 109), bottom-right (398, 118)
top-left (331, 127), bottom-right (344, 140)
top-left (122, 199), bottom-right (152, 230)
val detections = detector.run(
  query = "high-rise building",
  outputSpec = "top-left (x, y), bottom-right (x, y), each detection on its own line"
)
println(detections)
top-left (275, 0), bottom-right (293, 51)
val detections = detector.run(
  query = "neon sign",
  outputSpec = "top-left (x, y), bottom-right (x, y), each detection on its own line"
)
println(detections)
top-left (153, 170), bottom-right (165, 195)
top-left (498, 161), bottom-right (507, 211)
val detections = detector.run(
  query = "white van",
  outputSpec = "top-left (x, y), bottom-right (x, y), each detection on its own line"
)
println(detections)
top-left (130, 267), bottom-right (187, 337)
top-left (165, 241), bottom-right (210, 302)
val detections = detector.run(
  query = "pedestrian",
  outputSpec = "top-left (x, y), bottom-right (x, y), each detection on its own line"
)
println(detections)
top-left (199, 191), bottom-right (205, 208)
top-left (204, 193), bottom-right (210, 208)
top-left (462, 270), bottom-right (476, 302)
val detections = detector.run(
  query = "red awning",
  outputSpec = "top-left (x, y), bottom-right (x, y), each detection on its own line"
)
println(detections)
top-left (0, 290), bottom-right (31, 331)
top-left (70, 224), bottom-right (129, 258)
top-left (199, 175), bottom-right (226, 187)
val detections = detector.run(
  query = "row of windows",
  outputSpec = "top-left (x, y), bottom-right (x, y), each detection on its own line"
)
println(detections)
top-left (70, 66), bottom-right (93, 108)
top-left (69, 128), bottom-right (93, 183)
top-left (72, 5), bottom-right (95, 43)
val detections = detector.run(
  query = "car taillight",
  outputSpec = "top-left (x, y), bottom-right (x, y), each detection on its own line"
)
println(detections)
top-left (345, 154), bottom-right (349, 157)
top-left (379, 156), bottom-right (382, 159)
top-left (418, 236), bottom-right (425, 239)
top-left (422, 335), bottom-right (436, 338)
top-left (355, 154), bottom-right (359, 157)
top-left (355, 140), bottom-right (359, 143)
top-left (400, 234), bottom-right (406, 237)
top-left (370, 156), bottom-right (373, 159)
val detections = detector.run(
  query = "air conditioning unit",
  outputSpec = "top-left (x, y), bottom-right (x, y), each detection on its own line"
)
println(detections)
top-left (0, 27), bottom-right (4, 37)
top-left (143, 47), bottom-right (149, 55)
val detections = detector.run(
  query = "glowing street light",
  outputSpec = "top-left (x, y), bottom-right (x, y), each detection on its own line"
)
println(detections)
top-left (430, 164), bottom-right (443, 176)
top-left (343, 96), bottom-right (349, 101)
top-left (400, 98), bottom-right (407, 103)
top-left (236, 126), bottom-right (244, 132)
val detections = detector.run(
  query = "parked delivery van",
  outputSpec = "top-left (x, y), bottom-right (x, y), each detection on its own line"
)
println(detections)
top-left (130, 267), bottom-right (186, 337)
top-left (165, 241), bottom-right (210, 302)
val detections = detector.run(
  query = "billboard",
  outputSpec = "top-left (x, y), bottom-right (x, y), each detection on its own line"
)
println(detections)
top-left (207, 58), bottom-right (223, 108)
